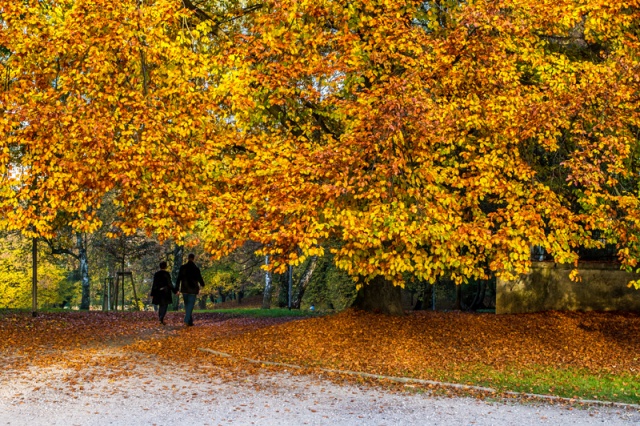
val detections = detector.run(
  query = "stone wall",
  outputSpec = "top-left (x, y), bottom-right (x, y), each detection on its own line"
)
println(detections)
top-left (496, 262), bottom-right (640, 314)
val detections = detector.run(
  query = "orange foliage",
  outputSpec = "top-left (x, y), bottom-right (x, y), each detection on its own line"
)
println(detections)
top-left (2, 310), bottom-right (637, 391)
top-left (199, 0), bottom-right (640, 286)
top-left (0, 0), bottom-right (214, 240)
top-left (2, 0), bottom-right (640, 288)
top-left (198, 310), bottom-right (640, 378)
top-left (0, 312), bottom-right (159, 364)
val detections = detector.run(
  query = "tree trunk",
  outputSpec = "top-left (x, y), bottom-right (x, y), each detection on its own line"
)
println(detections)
top-left (78, 234), bottom-right (91, 310)
top-left (276, 273), bottom-right (289, 308)
top-left (462, 280), bottom-right (487, 311)
top-left (198, 295), bottom-right (207, 309)
top-left (291, 256), bottom-right (318, 309)
top-left (413, 282), bottom-right (432, 311)
top-left (352, 275), bottom-right (404, 315)
top-left (32, 237), bottom-right (37, 316)
top-left (171, 244), bottom-right (183, 310)
top-left (262, 255), bottom-right (273, 309)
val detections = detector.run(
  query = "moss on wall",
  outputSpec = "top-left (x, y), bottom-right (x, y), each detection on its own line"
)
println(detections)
top-left (497, 262), bottom-right (640, 314)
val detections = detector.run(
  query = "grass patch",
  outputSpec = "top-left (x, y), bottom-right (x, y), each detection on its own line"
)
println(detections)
top-left (196, 307), bottom-right (321, 318)
top-left (458, 365), bottom-right (640, 405)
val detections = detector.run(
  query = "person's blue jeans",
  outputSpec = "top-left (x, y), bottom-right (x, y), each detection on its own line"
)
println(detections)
top-left (182, 293), bottom-right (197, 325)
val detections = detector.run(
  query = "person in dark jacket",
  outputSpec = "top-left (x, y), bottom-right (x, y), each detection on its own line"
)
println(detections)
top-left (150, 261), bottom-right (178, 325)
top-left (175, 253), bottom-right (205, 326)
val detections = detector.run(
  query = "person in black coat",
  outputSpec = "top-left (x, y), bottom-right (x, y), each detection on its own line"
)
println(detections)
top-left (175, 253), bottom-right (205, 326)
top-left (150, 261), bottom-right (178, 325)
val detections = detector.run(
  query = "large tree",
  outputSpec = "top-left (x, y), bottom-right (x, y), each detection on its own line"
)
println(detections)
top-left (198, 0), bottom-right (640, 312)
top-left (2, 0), bottom-right (640, 314)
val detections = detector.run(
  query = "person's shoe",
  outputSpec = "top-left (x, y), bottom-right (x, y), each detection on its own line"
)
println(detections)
top-left (187, 320), bottom-right (194, 326)
top-left (160, 320), bottom-right (165, 325)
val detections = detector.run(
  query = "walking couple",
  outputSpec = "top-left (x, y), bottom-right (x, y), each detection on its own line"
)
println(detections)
top-left (150, 253), bottom-right (205, 326)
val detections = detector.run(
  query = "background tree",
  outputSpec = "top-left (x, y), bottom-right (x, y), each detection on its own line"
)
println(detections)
top-left (203, 241), bottom-right (275, 307)
top-left (45, 232), bottom-right (91, 309)
top-left (0, 232), bottom-right (71, 309)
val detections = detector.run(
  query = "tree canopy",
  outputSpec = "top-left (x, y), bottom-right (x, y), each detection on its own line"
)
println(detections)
top-left (1, 0), bottom-right (639, 291)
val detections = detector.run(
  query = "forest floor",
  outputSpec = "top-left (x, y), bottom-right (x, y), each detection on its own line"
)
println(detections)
top-left (0, 309), bottom-right (639, 425)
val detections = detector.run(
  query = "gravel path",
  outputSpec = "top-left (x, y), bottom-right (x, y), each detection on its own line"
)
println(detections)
top-left (1, 349), bottom-right (638, 426)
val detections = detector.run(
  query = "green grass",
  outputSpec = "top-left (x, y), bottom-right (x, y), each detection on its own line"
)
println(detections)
top-left (196, 307), bottom-right (322, 318)
top-left (455, 364), bottom-right (640, 405)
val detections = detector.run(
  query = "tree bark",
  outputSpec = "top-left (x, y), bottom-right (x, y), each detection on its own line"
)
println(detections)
top-left (171, 244), bottom-right (183, 310)
top-left (413, 282), bottom-right (433, 311)
top-left (352, 275), bottom-right (404, 315)
top-left (262, 255), bottom-right (273, 309)
top-left (291, 256), bottom-right (318, 309)
top-left (198, 295), bottom-right (207, 309)
top-left (78, 234), bottom-right (91, 310)
top-left (32, 237), bottom-right (37, 316)
top-left (276, 273), bottom-right (289, 308)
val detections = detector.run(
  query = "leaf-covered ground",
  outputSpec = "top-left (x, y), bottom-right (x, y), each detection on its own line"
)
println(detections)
top-left (1, 309), bottom-right (638, 404)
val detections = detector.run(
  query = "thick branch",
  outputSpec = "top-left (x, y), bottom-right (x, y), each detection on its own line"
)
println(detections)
top-left (44, 238), bottom-right (79, 260)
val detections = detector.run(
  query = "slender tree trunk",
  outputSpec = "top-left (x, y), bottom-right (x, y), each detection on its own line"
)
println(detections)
top-left (352, 275), bottom-right (404, 315)
top-left (32, 237), bottom-right (37, 317)
top-left (262, 256), bottom-right (273, 309)
top-left (109, 263), bottom-right (117, 310)
top-left (171, 244), bottom-right (183, 310)
top-left (291, 256), bottom-right (318, 309)
top-left (78, 233), bottom-right (91, 310)
top-left (288, 265), bottom-right (293, 309)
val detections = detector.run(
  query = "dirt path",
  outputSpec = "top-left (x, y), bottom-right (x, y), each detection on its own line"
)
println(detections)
top-left (1, 342), bottom-right (638, 426)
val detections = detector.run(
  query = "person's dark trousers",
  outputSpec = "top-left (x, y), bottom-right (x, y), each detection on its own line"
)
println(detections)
top-left (183, 293), bottom-right (197, 325)
top-left (158, 304), bottom-right (168, 324)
